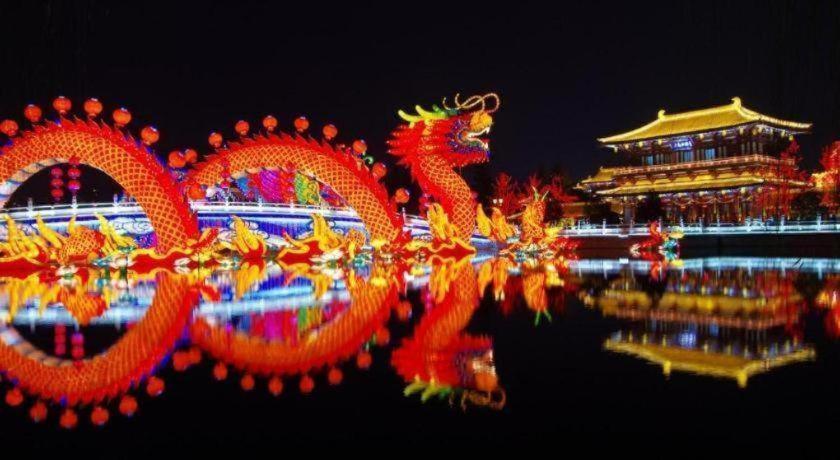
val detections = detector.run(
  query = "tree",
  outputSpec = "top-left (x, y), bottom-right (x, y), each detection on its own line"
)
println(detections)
top-left (818, 141), bottom-right (840, 217)
top-left (790, 191), bottom-right (826, 220)
top-left (492, 172), bottom-right (520, 215)
top-left (776, 140), bottom-right (807, 219)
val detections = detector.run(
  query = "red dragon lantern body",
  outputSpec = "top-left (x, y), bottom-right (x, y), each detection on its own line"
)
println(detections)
top-left (388, 93), bottom-right (499, 241)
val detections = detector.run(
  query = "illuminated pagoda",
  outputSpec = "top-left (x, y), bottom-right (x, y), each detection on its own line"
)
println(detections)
top-left (586, 266), bottom-right (815, 387)
top-left (578, 98), bottom-right (812, 223)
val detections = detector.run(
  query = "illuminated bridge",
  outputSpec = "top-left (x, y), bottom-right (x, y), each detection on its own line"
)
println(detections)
top-left (0, 200), bottom-right (494, 249)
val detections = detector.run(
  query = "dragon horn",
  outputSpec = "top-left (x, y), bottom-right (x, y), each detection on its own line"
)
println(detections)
top-left (442, 95), bottom-right (457, 111)
top-left (483, 93), bottom-right (501, 113)
top-left (398, 109), bottom-right (423, 124)
top-left (415, 105), bottom-right (447, 120)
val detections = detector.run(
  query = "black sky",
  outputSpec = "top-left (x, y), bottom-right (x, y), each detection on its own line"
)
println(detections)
top-left (1, 1), bottom-right (839, 183)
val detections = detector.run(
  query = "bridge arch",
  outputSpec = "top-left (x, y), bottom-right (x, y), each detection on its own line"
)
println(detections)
top-left (0, 119), bottom-right (198, 251)
top-left (187, 134), bottom-right (402, 243)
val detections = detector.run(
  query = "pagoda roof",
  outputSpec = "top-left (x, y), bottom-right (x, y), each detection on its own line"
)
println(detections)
top-left (599, 97), bottom-right (811, 145)
top-left (604, 338), bottom-right (815, 387)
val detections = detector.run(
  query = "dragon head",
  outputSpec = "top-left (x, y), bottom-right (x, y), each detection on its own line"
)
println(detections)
top-left (389, 93), bottom-right (499, 167)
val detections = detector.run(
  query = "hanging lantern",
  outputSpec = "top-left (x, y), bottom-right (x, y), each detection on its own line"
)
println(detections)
top-left (299, 375), bottom-right (315, 394)
top-left (24, 104), bottom-right (42, 123)
top-left (240, 374), bottom-right (255, 391)
top-left (187, 183), bottom-right (205, 200)
top-left (262, 115), bottom-right (278, 132)
top-left (67, 167), bottom-right (81, 179)
top-left (327, 367), bottom-right (343, 386)
top-left (0, 119), bottom-right (19, 137)
top-left (234, 120), bottom-right (250, 136)
top-left (146, 376), bottom-right (165, 397)
top-left (322, 124), bottom-right (338, 140)
top-left (294, 116), bottom-right (309, 132)
top-left (90, 406), bottom-right (109, 426)
top-left (5, 388), bottom-right (23, 407)
top-left (356, 351), bottom-right (372, 369)
top-left (112, 108), bottom-right (132, 127)
top-left (83, 98), bottom-right (103, 118)
top-left (140, 126), bottom-right (159, 145)
top-left (52, 96), bottom-right (72, 115)
top-left (268, 376), bottom-right (283, 396)
top-left (371, 162), bottom-right (387, 179)
top-left (394, 187), bottom-right (410, 204)
top-left (352, 139), bottom-right (367, 155)
top-left (168, 151), bottom-right (186, 169)
top-left (59, 409), bottom-right (78, 429)
top-left (212, 362), bottom-right (228, 381)
top-left (208, 132), bottom-right (223, 148)
top-left (67, 180), bottom-right (81, 193)
top-left (183, 148), bottom-right (198, 164)
top-left (29, 401), bottom-right (48, 423)
top-left (118, 395), bottom-right (138, 417)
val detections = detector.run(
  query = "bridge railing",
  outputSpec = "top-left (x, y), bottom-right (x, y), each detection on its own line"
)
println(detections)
top-left (0, 200), bottom-right (431, 227)
top-left (559, 217), bottom-right (840, 237)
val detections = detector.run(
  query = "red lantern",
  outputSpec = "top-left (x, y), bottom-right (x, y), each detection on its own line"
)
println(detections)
top-left (183, 148), bottom-right (198, 164)
top-left (352, 139), bottom-right (367, 154)
top-left (168, 151), bottom-right (186, 169)
top-left (294, 116), bottom-right (309, 132)
top-left (51, 178), bottom-right (64, 188)
top-left (394, 188), bottom-right (410, 204)
top-left (371, 162), bottom-right (387, 179)
top-left (90, 406), bottom-right (109, 426)
top-left (213, 362), bottom-right (228, 381)
top-left (0, 119), bottom-right (18, 137)
top-left (140, 126), bottom-right (159, 145)
top-left (29, 401), bottom-right (48, 423)
top-left (68, 155), bottom-right (80, 167)
top-left (188, 183), bottom-right (205, 200)
top-left (172, 351), bottom-right (190, 372)
top-left (67, 180), bottom-right (81, 193)
top-left (83, 98), bottom-right (103, 118)
top-left (356, 351), bottom-right (372, 370)
top-left (299, 375), bottom-right (315, 394)
top-left (208, 132), bottom-right (223, 148)
top-left (5, 388), bottom-right (23, 407)
top-left (322, 124), bottom-right (338, 140)
top-left (374, 327), bottom-right (390, 345)
top-left (59, 409), bottom-right (78, 429)
top-left (240, 374), bottom-right (255, 391)
top-left (327, 367), bottom-right (343, 386)
top-left (262, 115), bottom-right (278, 132)
top-left (112, 108), bottom-right (132, 127)
top-left (235, 120), bottom-right (250, 136)
top-left (67, 167), bottom-right (81, 179)
top-left (118, 395), bottom-right (138, 417)
top-left (24, 104), bottom-right (42, 123)
top-left (146, 376), bottom-right (165, 397)
top-left (52, 96), bottom-right (72, 115)
top-left (50, 188), bottom-right (64, 200)
top-left (268, 376), bottom-right (283, 396)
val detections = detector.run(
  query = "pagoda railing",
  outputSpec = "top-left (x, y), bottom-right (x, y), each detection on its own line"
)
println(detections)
top-left (610, 154), bottom-right (794, 177)
top-left (561, 217), bottom-right (840, 237)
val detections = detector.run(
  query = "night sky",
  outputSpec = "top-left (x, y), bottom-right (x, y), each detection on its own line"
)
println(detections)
top-left (1, 1), bottom-right (839, 188)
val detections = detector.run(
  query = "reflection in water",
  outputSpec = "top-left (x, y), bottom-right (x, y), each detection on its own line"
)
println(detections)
top-left (581, 260), bottom-right (817, 387)
top-left (0, 254), bottom-right (837, 427)
top-left (393, 258), bottom-right (504, 410)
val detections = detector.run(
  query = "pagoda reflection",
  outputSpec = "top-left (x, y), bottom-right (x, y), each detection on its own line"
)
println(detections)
top-left (585, 263), bottom-right (815, 387)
